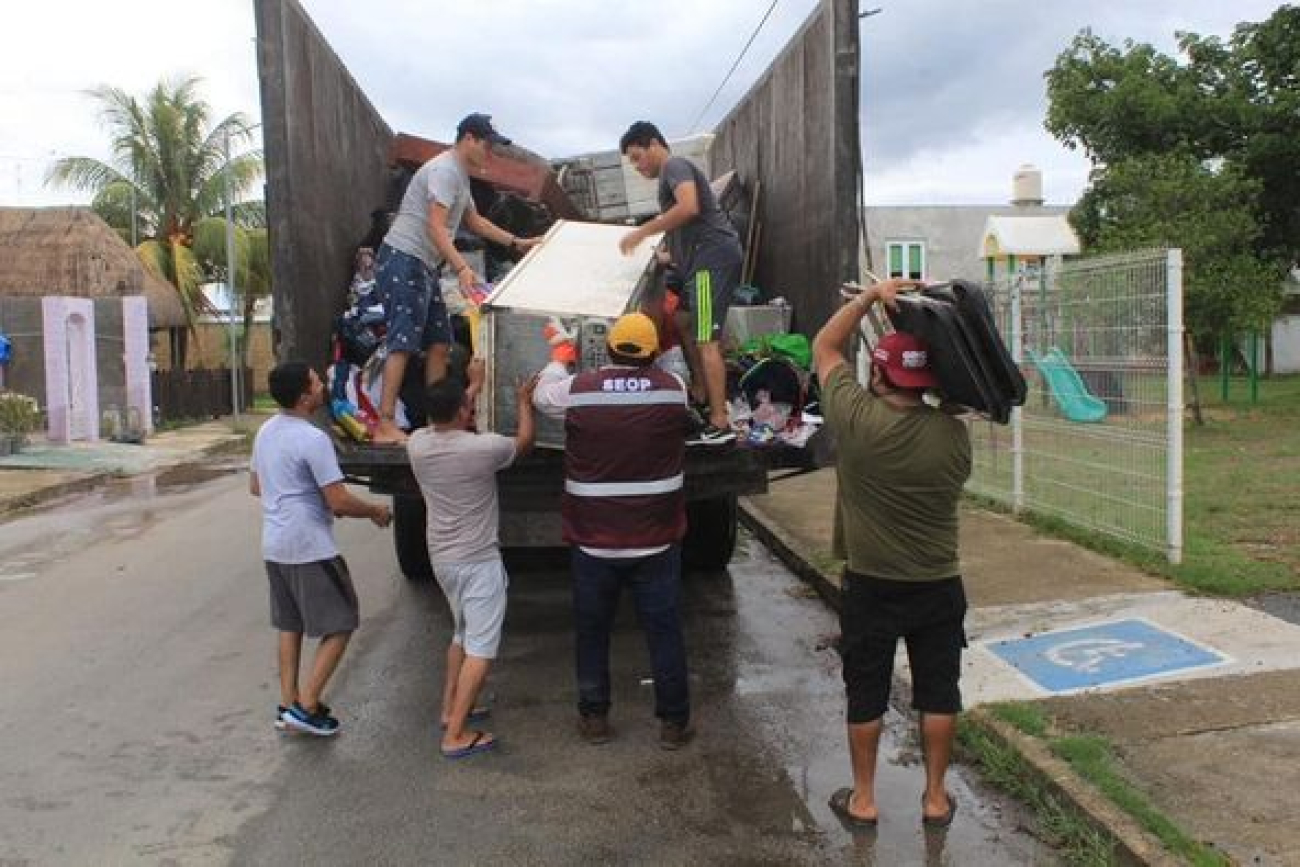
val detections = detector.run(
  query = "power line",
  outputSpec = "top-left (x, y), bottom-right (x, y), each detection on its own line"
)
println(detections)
top-left (685, 0), bottom-right (781, 135)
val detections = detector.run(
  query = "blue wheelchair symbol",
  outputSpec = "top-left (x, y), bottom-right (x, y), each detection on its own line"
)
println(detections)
top-left (987, 619), bottom-right (1226, 694)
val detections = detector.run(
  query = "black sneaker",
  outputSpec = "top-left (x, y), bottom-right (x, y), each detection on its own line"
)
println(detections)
top-left (688, 424), bottom-right (736, 446)
top-left (281, 701), bottom-right (340, 736)
top-left (276, 700), bottom-right (332, 732)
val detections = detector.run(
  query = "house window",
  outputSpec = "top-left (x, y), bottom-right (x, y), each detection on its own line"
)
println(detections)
top-left (887, 241), bottom-right (925, 280)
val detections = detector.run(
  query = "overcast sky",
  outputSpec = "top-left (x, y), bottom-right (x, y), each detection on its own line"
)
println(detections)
top-left (0, 0), bottom-right (1286, 210)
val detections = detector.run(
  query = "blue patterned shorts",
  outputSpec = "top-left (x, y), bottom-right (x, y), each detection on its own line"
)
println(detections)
top-left (375, 243), bottom-right (452, 352)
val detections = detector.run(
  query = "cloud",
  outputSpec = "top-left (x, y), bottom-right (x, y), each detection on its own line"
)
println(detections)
top-left (0, 0), bottom-right (1287, 208)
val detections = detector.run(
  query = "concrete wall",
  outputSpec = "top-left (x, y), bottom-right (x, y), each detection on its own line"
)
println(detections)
top-left (0, 296), bottom-right (138, 430)
top-left (865, 205), bottom-right (1072, 285)
top-left (0, 298), bottom-right (44, 402)
top-left (709, 0), bottom-right (860, 337)
top-left (255, 0), bottom-right (394, 373)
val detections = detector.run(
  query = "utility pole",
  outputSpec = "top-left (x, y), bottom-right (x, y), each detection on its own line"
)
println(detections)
top-left (224, 128), bottom-right (241, 426)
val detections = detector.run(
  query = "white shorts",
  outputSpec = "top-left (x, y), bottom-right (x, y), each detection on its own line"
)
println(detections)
top-left (432, 555), bottom-right (509, 659)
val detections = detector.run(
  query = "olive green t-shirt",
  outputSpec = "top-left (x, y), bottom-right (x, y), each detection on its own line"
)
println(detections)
top-left (823, 364), bottom-right (972, 581)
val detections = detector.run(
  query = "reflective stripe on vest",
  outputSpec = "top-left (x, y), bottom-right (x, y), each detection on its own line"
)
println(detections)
top-left (565, 473), bottom-right (685, 498)
top-left (567, 390), bottom-right (685, 407)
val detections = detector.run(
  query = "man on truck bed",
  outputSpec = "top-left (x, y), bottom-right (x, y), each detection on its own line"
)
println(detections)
top-left (372, 112), bottom-right (542, 445)
top-left (617, 121), bottom-right (742, 446)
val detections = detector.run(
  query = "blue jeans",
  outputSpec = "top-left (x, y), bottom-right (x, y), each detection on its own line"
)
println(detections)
top-left (572, 545), bottom-right (689, 725)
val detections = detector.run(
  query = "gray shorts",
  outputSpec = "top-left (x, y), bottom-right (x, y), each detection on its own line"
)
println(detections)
top-left (266, 556), bottom-right (360, 637)
top-left (432, 556), bottom-right (509, 659)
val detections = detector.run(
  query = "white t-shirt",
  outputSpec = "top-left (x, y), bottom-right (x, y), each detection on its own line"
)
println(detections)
top-left (251, 414), bottom-right (344, 564)
top-left (407, 427), bottom-right (516, 564)
top-left (382, 150), bottom-right (474, 268)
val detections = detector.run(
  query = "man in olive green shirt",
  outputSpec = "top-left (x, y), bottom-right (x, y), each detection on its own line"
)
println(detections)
top-left (812, 278), bottom-right (972, 832)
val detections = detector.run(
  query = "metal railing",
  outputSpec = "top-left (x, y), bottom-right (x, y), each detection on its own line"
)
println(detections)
top-left (967, 249), bottom-right (1184, 562)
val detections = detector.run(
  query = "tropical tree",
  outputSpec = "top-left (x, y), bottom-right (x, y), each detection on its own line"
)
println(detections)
top-left (1044, 7), bottom-right (1297, 348)
top-left (46, 76), bottom-right (264, 364)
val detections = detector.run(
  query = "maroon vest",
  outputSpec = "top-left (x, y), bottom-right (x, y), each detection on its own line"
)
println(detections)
top-left (562, 365), bottom-right (688, 548)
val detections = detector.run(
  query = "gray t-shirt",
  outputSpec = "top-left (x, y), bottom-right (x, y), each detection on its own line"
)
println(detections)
top-left (407, 427), bottom-right (517, 563)
top-left (658, 156), bottom-right (742, 273)
top-left (250, 414), bottom-right (344, 564)
top-left (383, 151), bottom-right (475, 268)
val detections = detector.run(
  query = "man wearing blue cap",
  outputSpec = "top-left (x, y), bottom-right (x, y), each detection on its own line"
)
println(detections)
top-left (372, 113), bottom-right (543, 444)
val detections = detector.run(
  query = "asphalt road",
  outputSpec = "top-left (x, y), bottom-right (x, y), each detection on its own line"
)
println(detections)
top-left (0, 463), bottom-right (1053, 865)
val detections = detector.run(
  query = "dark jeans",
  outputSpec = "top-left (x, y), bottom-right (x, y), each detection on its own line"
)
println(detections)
top-left (572, 545), bottom-right (689, 725)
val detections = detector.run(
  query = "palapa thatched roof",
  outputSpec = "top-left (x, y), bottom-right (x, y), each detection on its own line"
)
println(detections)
top-left (0, 207), bottom-right (187, 328)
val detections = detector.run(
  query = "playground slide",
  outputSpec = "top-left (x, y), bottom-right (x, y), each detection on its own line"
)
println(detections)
top-left (1027, 348), bottom-right (1108, 423)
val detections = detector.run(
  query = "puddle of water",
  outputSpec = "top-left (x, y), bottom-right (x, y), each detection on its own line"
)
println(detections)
top-left (0, 459), bottom-right (243, 584)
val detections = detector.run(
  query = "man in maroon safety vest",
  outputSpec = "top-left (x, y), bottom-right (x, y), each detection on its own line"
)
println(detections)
top-left (533, 312), bottom-right (695, 750)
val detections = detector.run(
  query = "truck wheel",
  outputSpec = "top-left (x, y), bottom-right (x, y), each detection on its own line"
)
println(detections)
top-left (392, 495), bottom-right (432, 581)
top-left (683, 495), bottom-right (738, 572)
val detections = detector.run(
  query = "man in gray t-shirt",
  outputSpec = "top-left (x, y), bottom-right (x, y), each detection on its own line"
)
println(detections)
top-left (406, 360), bottom-right (537, 758)
top-left (618, 121), bottom-right (743, 446)
top-left (371, 113), bottom-right (542, 445)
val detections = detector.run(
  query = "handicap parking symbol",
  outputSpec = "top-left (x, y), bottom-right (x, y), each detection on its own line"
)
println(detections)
top-left (986, 618), bottom-right (1228, 694)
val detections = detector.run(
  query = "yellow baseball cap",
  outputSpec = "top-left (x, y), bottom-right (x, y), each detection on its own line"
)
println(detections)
top-left (607, 312), bottom-right (659, 360)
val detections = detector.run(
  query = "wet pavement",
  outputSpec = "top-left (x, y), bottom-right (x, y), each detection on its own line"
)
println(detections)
top-left (0, 461), bottom-right (1053, 865)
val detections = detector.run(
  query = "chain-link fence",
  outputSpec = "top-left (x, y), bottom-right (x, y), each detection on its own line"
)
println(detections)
top-left (968, 249), bottom-right (1184, 562)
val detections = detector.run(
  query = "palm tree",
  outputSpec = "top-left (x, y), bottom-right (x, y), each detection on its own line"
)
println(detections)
top-left (46, 76), bottom-right (264, 366)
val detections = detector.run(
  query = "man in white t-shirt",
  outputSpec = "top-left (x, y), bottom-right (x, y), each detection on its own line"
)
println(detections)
top-left (250, 361), bottom-right (392, 737)
top-left (407, 359), bottom-right (537, 758)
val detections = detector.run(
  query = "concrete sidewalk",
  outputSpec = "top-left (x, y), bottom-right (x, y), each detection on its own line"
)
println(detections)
top-left (741, 467), bottom-right (1300, 867)
top-left (0, 419), bottom-right (253, 518)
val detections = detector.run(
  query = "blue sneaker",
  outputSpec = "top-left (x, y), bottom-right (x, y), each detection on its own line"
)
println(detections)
top-left (275, 701), bottom-right (332, 732)
top-left (281, 701), bottom-right (340, 736)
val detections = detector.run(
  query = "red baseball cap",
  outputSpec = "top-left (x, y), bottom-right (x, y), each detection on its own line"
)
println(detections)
top-left (872, 332), bottom-right (939, 389)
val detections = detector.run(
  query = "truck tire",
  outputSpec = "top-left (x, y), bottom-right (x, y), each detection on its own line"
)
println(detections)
top-left (392, 495), bottom-right (433, 580)
top-left (683, 495), bottom-right (738, 572)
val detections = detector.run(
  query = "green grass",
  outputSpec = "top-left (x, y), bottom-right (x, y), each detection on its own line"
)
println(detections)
top-left (1179, 375), bottom-right (1300, 594)
top-left (957, 717), bottom-right (1118, 866)
top-left (965, 704), bottom-right (1233, 866)
top-left (1050, 735), bottom-right (1230, 867)
top-left (969, 374), bottom-right (1299, 596)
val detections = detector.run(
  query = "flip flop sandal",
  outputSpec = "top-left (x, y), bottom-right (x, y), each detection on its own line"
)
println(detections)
top-left (441, 730), bottom-right (497, 760)
top-left (921, 791), bottom-right (957, 829)
top-left (828, 787), bottom-right (878, 830)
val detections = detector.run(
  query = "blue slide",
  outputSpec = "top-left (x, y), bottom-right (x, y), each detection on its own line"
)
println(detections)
top-left (1027, 347), bottom-right (1108, 423)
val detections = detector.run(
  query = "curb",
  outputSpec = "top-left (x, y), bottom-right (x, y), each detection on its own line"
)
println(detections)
top-left (965, 712), bottom-right (1181, 867)
top-left (738, 496), bottom-right (842, 610)
top-left (0, 471), bottom-right (116, 518)
top-left (737, 495), bottom-right (1174, 867)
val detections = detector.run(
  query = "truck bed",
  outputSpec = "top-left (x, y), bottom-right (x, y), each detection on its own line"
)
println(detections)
top-left (337, 441), bottom-right (771, 505)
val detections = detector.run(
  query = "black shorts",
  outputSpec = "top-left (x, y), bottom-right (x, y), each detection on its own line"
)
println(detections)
top-left (266, 556), bottom-right (359, 637)
top-left (839, 571), bottom-right (967, 723)
top-left (678, 260), bottom-right (741, 343)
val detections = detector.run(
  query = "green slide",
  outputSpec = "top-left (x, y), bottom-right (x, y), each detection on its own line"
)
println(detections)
top-left (1027, 347), bottom-right (1108, 423)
